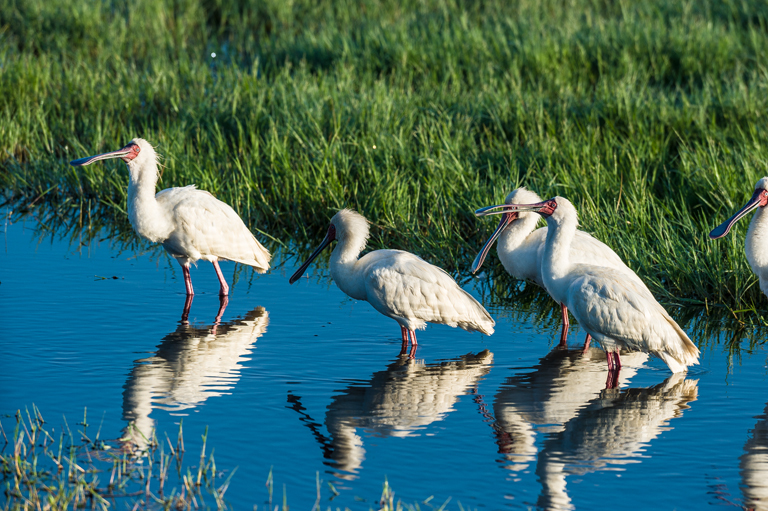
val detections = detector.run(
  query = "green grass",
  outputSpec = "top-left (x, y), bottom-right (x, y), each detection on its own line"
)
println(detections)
top-left (3, 0), bottom-right (768, 316)
top-left (1, 407), bottom-right (430, 511)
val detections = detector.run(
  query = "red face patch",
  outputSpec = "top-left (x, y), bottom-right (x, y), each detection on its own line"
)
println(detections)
top-left (121, 143), bottom-right (141, 162)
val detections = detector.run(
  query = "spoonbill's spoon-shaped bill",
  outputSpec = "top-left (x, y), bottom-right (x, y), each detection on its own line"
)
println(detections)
top-left (709, 178), bottom-right (768, 299)
top-left (70, 138), bottom-right (271, 296)
top-left (70, 144), bottom-right (137, 166)
top-left (710, 187), bottom-right (768, 239)
top-left (471, 197), bottom-right (556, 274)
top-left (288, 225), bottom-right (336, 285)
top-left (474, 199), bottom-right (556, 218)
top-left (289, 209), bottom-right (495, 356)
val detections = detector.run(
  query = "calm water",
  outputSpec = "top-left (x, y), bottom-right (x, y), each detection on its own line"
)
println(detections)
top-left (2, 211), bottom-right (768, 510)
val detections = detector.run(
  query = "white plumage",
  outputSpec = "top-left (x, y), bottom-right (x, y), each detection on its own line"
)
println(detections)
top-left (70, 138), bottom-right (270, 295)
top-left (540, 198), bottom-right (699, 372)
top-left (477, 196), bottom-right (700, 372)
top-left (289, 209), bottom-right (494, 352)
top-left (710, 177), bottom-right (768, 299)
top-left (473, 187), bottom-right (651, 346)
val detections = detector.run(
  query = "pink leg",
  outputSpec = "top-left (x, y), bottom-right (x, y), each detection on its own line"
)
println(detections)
top-left (613, 351), bottom-right (622, 370)
top-left (605, 351), bottom-right (614, 371)
top-left (399, 326), bottom-right (409, 356)
top-left (582, 334), bottom-right (592, 353)
top-left (408, 330), bottom-right (418, 346)
top-left (559, 303), bottom-right (569, 347)
top-left (181, 263), bottom-right (194, 296)
top-left (212, 260), bottom-right (229, 296)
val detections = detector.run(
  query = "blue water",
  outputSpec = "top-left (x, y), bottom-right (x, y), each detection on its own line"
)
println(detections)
top-left (2, 211), bottom-right (768, 510)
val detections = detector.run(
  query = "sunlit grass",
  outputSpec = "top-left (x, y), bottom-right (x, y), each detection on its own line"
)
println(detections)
top-left (1, 407), bottom-right (431, 511)
top-left (2, 0), bottom-right (768, 316)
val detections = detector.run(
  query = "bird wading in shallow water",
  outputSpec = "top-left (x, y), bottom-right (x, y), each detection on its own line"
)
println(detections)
top-left (710, 177), bottom-right (768, 299)
top-left (70, 138), bottom-right (270, 296)
top-left (475, 196), bottom-right (700, 374)
top-left (472, 187), bottom-right (653, 349)
top-left (289, 209), bottom-right (495, 356)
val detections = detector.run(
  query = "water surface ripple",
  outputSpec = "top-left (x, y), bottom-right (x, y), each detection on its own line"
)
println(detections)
top-left (1, 212), bottom-right (767, 510)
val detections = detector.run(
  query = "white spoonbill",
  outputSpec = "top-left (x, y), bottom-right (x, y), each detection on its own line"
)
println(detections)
top-left (709, 177), bottom-right (768, 298)
top-left (288, 209), bottom-right (495, 354)
top-left (70, 138), bottom-right (270, 296)
top-left (472, 187), bottom-right (650, 347)
top-left (476, 196), bottom-right (699, 373)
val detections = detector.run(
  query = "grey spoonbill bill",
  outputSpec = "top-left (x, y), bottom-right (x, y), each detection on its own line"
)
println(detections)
top-left (709, 177), bottom-right (768, 298)
top-left (70, 138), bottom-right (270, 296)
top-left (475, 196), bottom-right (700, 373)
top-left (288, 209), bottom-right (495, 355)
top-left (472, 187), bottom-right (651, 349)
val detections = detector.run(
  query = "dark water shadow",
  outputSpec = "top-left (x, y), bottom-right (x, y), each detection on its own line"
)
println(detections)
top-left (287, 350), bottom-right (494, 481)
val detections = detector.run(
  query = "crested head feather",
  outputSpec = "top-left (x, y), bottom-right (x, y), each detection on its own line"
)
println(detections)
top-left (551, 197), bottom-right (580, 226)
top-left (505, 187), bottom-right (543, 205)
top-left (129, 138), bottom-right (162, 169)
top-left (331, 208), bottom-right (371, 252)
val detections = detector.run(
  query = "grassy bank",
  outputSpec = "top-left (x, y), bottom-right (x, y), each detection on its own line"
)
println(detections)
top-left (2, 0), bottom-right (768, 311)
top-left (1, 407), bottom-right (420, 511)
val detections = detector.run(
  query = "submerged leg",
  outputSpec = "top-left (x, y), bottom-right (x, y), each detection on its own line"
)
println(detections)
top-left (211, 295), bottom-right (230, 335)
top-left (212, 260), bottom-right (229, 296)
top-left (559, 303), bottom-right (569, 347)
top-left (605, 366), bottom-right (620, 389)
top-left (181, 294), bottom-right (194, 324)
top-left (605, 350), bottom-right (614, 371)
top-left (181, 262), bottom-right (194, 296)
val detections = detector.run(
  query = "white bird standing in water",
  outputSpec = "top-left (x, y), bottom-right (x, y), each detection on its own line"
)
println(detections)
top-left (710, 177), bottom-right (768, 298)
top-left (70, 138), bottom-right (270, 296)
top-left (289, 209), bottom-right (495, 354)
top-left (476, 196), bottom-right (700, 373)
top-left (472, 187), bottom-right (650, 348)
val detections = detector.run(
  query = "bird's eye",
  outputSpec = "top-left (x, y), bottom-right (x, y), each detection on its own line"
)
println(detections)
top-left (133, 145), bottom-right (140, 152)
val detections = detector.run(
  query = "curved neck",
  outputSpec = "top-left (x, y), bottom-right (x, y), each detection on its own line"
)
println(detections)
top-left (541, 213), bottom-right (578, 296)
top-left (329, 236), bottom-right (367, 300)
top-left (499, 213), bottom-right (540, 253)
top-left (497, 213), bottom-right (541, 275)
top-left (746, 207), bottom-right (768, 275)
top-left (126, 161), bottom-right (170, 242)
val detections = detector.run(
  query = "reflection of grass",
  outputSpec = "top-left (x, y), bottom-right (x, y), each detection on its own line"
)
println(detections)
top-left (0, 407), bottom-right (424, 511)
top-left (8, 198), bottom-right (768, 352)
top-left (4, 0), bottom-right (768, 312)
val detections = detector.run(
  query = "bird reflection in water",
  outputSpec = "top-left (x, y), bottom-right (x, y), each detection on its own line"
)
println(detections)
top-left (288, 350), bottom-right (494, 480)
top-left (121, 296), bottom-right (269, 452)
top-left (482, 346), bottom-right (697, 510)
top-left (741, 404), bottom-right (768, 511)
top-left (485, 346), bottom-right (649, 472)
